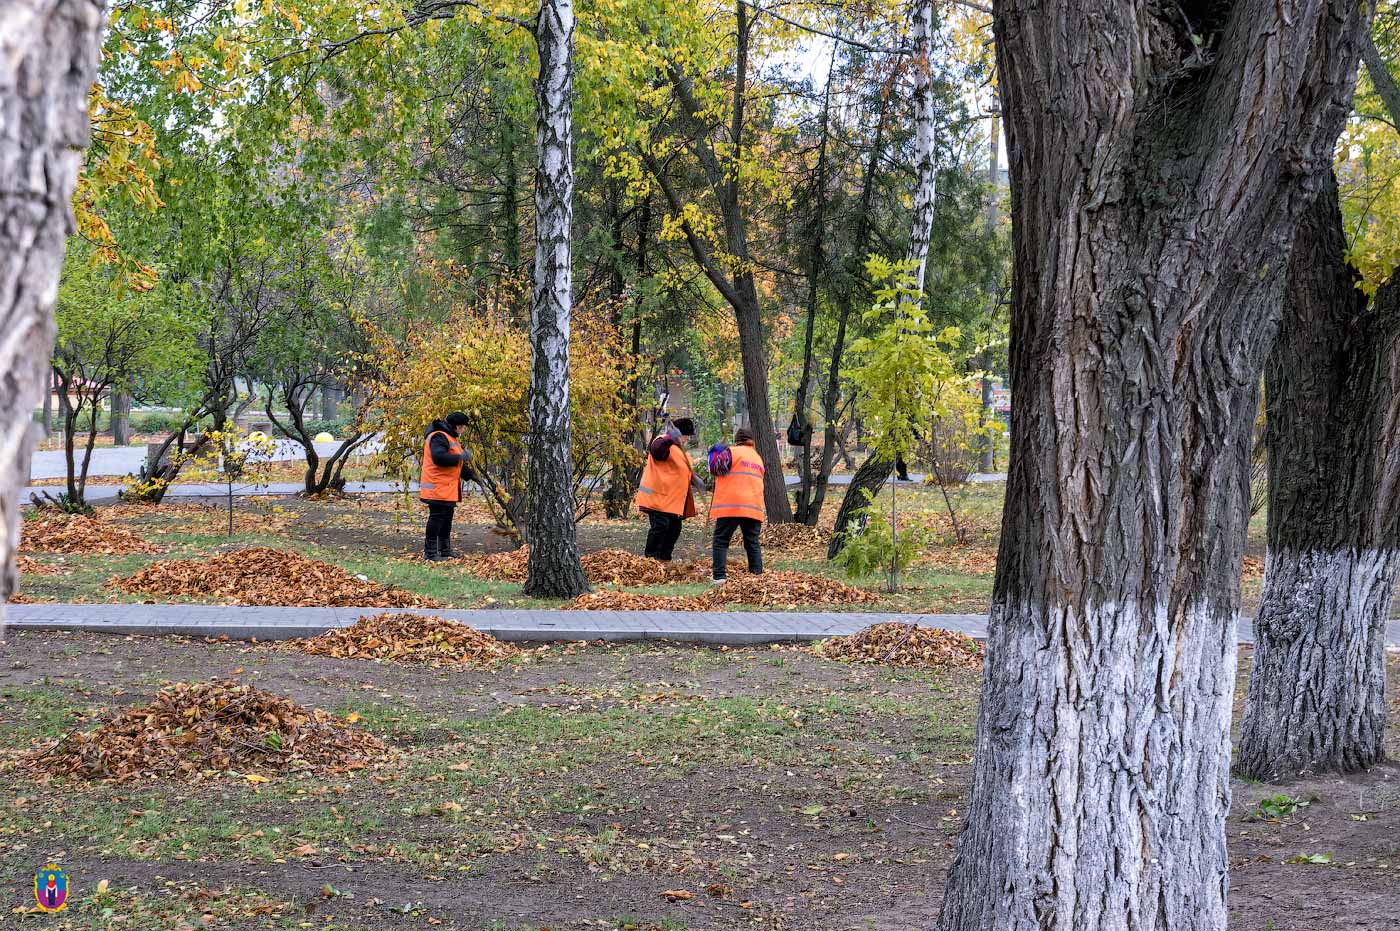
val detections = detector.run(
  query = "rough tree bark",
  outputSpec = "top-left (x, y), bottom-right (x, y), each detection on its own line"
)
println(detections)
top-left (1235, 178), bottom-right (1400, 780)
top-left (0, 0), bottom-right (105, 636)
top-left (523, 0), bottom-right (589, 598)
top-left (936, 0), bottom-right (1371, 928)
top-left (111, 390), bottom-right (131, 445)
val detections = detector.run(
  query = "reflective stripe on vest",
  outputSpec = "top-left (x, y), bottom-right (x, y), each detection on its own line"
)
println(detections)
top-left (419, 431), bottom-right (463, 502)
top-left (711, 445), bottom-right (765, 521)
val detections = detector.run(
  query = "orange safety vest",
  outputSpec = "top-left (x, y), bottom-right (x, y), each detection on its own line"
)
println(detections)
top-left (635, 445), bottom-right (698, 518)
top-left (419, 431), bottom-right (463, 503)
top-left (711, 444), bottom-right (766, 522)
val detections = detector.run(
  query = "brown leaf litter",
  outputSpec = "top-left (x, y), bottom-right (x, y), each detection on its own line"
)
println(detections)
top-left (25, 679), bottom-right (385, 782)
top-left (283, 612), bottom-right (521, 667)
top-left (21, 513), bottom-right (158, 556)
top-left (110, 547), bottom-right (440, 608)
top-left (812, 622), bottom-right (983, 670)
top-left (459, 547), bottom-right (706, 585)
top-left (561, 570), bottom-right (878, 611)
top-left (760, 522), bottom-right (831, 553)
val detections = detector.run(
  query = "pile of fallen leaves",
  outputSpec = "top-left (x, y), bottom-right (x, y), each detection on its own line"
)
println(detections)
top-left (457, 547), bottom-right (530, 581)
top-left (562, 570), bottom-right (876, 611)
top-left (813, 622), bottom-right (983, 670)
top-left (580, 550), bottom-right (705, 585)
top-left (111, 548), bottom-right (441, 608)
top-left (286, 612), bottom-right (520, 667)
top-left (15, 555), bottom-right (60, 576)
top-left (916, 546), bottom-right (999, 574)
top-left (21, 513), bottom-right (158, 556)
top-left (699, 570), bottom-right (878, 608)
top-left (460, 547), bottom-right (706, 586)
top-left (761, 522), bottom-right (830, 554)
top-left (27, 679), bottom-right (385, 781)
top-left (560, 590), bottom-right (696, 611)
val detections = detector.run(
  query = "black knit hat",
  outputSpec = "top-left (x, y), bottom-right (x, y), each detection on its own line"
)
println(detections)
top-left (446, 411), bottom-right (469, 428)
top-left (672, 417), bottom-right (695, 436)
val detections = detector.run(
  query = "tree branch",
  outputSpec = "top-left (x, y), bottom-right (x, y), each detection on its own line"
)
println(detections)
top-left (1363, 34), bottom-right (1400, 129)
top-left (739, 0), bottom-right (905, 54)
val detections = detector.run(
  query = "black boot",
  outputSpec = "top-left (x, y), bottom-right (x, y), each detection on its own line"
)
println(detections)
top-left (438, 537), bottom-right (455, 560)
top-left (424, 538), bottom-right (442, 562)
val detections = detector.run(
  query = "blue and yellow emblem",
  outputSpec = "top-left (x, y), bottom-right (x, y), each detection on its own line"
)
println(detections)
top-left (34, 864), bottom-right (68, 912)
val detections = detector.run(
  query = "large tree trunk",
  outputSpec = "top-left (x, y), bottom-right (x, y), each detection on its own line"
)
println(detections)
top-left (111, 390), bottom-right (131, 445)
top-left (1236, 171), bottom-right (1398, 781)
top-left (826, 454), bottom-right (893, 560)
top-left (523, 0), bottom-right (589, 598)
top-left (937, 1), bottom-right (1370, 928)
top-left (0, 0), bottom-right (103, 634)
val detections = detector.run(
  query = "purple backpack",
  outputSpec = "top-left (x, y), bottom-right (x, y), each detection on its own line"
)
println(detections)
top-left (707, 443), bottom-right (732, 477)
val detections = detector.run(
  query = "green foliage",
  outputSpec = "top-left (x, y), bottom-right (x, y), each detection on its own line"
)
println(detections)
top-left (833, 489), bottom-right (921, 581)
top-left (1248, 793), bottom-right (1314, 822)
top-left (848, 256), bottom-right (980, 464)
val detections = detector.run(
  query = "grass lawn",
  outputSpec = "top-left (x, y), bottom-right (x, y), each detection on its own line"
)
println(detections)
top-left (1, 633), bottom-right (1396, 930)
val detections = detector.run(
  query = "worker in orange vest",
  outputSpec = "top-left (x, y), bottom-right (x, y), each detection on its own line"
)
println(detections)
top-left (709, 427), bottom-right (765, 583)
top-left (635, 417), bottom-right (704, 561)
top-left (420, 411), bottom-right (471, 561)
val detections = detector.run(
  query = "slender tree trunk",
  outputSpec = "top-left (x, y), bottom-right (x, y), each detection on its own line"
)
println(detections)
top-left (0, 0), bottom-right (104, 632)
top-left (41, 366), bottom-right (53, 437)
top-left (937, 1), bottom-right (1370, 927)
top-left (111, 390), bottom-right (131, 445)
top-left (319, 385), bottom-right (340, 422)
top-left (524, 0), bottom-right (589, 598)
top-left (793, 51), bottom-right (834, 526)
top-left (502, 119), bottom-right (523, 276)
top-left (812, 71), bottom-right (894, 527)
top-left (826, 454), bottom-right (893, 560)
top-left (1236, 171), bottom-right (1397, 781)
top-left (977, 108), bottom-right (999, 474)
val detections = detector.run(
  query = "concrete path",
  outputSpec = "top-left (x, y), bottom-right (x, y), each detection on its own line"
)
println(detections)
top-left (4, 603), bottom-right (984, 644)
top-left (9, 603), bottom-right (1395, 647)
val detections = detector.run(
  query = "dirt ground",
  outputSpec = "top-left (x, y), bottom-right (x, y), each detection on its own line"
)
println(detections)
top-left (1, 631), bottom-right (1396, 931)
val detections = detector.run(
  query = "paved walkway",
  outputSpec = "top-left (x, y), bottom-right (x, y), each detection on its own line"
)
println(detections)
top-left (27, 440), bottom-right (374, 481)
top-left (9, 603), bottom-right (1395, 647)
top-left (4, 604), bottom-right (984, 644)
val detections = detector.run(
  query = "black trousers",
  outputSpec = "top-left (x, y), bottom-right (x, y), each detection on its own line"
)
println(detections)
top-left (644, 510), bottom-right (684, 561)
top-left (425, 501), bottom-right (455, 551)
top-left (712, 516), bottom-right (762, 579)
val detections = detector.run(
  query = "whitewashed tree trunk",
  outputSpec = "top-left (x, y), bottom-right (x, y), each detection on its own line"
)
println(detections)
top-left (936, 1), bottom-right (1371, 928)
top-left (0, 0), bottom-right (105, 638)
top-left (523, 0), bottom-right (588, 598)
top-left (1237, 171), bottom-right (1399, 780)
top-left (906, 0), bottom-right (937, 294)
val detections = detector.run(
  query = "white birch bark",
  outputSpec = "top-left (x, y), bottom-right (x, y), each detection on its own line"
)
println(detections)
top-left (906, 0), bottom-right (937, 294)
top-left (523, 0), bottom-right (589, 597)
top-left (0, 0), bottom-right (105, 637)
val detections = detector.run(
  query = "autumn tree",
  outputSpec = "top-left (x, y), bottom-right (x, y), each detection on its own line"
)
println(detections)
top-left (1236, 28), bottom-right (1400, 780)
top-left (0, 0), bottom-right (105, 636)
top-left (936, 2), bottom-right (1371, 930)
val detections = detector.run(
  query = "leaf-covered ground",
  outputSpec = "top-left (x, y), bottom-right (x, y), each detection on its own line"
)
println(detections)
top-left (1, 632), bottom-right (1396, 930)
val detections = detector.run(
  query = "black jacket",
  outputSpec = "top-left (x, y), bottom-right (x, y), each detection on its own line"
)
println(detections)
top-left (424, 421), bottom-right (476, 483)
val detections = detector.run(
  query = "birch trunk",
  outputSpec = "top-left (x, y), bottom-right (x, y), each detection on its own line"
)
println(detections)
top-left (1237, 171), bottom-right (1398, 781)
top-left (905, 0), bottom-right (937, 294)
top-left (937, 1), bottom-right (1370, 927)
top-left (523, 0), bottom-right (589, 598)
top-left (0, 0), bottom-right (105, 636)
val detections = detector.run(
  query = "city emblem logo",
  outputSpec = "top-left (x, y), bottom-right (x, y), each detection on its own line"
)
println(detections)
top-left (34, 865), bottom-right (68, 912)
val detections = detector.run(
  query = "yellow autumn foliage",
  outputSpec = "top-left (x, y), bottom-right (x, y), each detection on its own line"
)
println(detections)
top-left (365, 284), bottom-right (637, 528)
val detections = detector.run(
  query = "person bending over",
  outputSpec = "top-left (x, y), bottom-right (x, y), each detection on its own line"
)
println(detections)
top-left (635, 417), bottom-right (704, 561)
top-left (420, 411), bottom-right (471, 561)
top-left (710, 427), bottom-right (765, 583)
